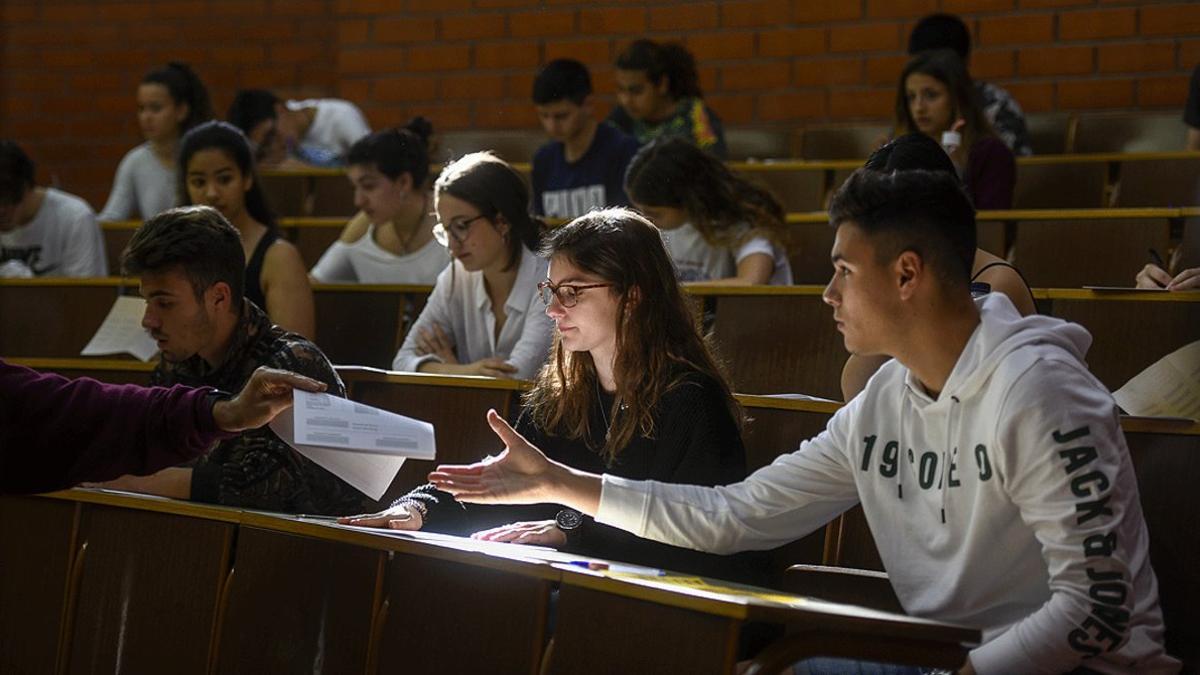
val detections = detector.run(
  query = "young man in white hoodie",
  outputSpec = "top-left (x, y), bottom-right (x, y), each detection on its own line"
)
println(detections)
top-left (428, 171), bottom-right (1178, 675)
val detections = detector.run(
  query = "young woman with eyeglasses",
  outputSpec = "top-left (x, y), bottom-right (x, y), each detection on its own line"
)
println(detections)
top-left (390, 152), bottom-right (554, 379)
top-left (347, 208), bottom-right (765, 584)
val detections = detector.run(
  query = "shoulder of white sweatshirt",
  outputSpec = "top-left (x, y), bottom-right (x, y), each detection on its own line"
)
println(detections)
top-left (598, 293), bottom-right (1178, 675)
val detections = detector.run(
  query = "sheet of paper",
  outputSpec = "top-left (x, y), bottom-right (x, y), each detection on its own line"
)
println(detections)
top-left (80, 296), bottom-right (159, 362)
top-left (292, 390), bottom-right (436, 459)
top-left (1112, 340), bottom-right (1200, 422)
top-left (760, 393), bottom-right (840, 403)
top-left (269, 391), bottom-right (435, 500)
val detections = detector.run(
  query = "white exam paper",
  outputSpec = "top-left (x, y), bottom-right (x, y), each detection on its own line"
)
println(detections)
top-left (269, 390), bottom-right (436, 500)
top-left (1113, 340), bottom-right (1200, 422)
top-left (81, 296), bottom-right (159, 362)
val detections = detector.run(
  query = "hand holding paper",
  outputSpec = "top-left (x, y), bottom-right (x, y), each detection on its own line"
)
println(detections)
top-left (270, 390), bottom-right (436, 500)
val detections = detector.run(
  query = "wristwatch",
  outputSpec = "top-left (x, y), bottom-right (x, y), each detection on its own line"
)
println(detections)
top-left (555, 508), bottom-right (583, 543)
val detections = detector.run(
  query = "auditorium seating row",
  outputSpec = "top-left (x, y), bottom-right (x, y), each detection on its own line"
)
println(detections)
top-left (99, 206), bottom-right (1198, 288)
top-left (3, 280), bottom-right (1197, 402)
top-left (435, 111), bottom-right (1189, 163)
top-left (244, 152), bottom-right (1200, 218)
top-left (1, 370), bottom-right (1192, 670)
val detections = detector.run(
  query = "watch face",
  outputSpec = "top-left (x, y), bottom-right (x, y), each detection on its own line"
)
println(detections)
top-left (556, 509), bottom-right (583, 531)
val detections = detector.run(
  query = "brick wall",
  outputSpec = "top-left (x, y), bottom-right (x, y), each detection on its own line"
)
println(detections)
top-left (2, 0), bottom-right (1199, 207)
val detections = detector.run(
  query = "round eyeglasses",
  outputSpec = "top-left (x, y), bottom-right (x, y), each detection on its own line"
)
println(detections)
top-left (433, 214), bottom-right (487, 247)
top-left (537, 279), bottom-right (613, 308)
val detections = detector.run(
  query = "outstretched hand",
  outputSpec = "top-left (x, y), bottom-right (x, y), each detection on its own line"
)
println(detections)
top-left (428, 409), bottom-right (559, 505)
top-left (212, 367), bottom-right (327, 432)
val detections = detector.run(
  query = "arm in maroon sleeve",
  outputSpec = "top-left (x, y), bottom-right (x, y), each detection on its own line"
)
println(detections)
top-left (0, 359), bottom-right (235, 495)
top-left (966, 136), bottom-right (1016, 210)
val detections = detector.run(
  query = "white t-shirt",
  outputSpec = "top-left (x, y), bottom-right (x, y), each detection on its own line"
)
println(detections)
top-left (287, 98), bottom-right (371, 164)
top-left (661, 222), bottom-right (792, 285)
top-left (391, 247), bottom-right (554, 380)
top-left (0, 188), bottom-right (107, 277)
top-left (97, 143), bottom-right (177, 221)
top-left (310, 224), bottom-right (450, 284)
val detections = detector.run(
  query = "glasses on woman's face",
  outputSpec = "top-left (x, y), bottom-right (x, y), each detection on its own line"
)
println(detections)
top-left (537, 279), bottom-right (613, 308)
top-left (433, 214), bottom-right (487, 247)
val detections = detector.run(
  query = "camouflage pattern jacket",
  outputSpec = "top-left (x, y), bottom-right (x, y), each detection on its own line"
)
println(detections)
top-left (151, 301), bottom-right (374, 515)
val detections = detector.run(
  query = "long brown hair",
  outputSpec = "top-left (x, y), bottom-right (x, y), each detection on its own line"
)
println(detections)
top-left (523, 208), bottom-right (742, 462)
top-left (895, 49), bottom-right (994, 151)
top-left (624, 136), bottom-right (787, 251)
top-left (434, 151), bottom-right (542, 271)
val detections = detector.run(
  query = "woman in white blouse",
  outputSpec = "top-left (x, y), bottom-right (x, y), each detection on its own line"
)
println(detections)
top-left (391, 152), bottom-right (554, 379)
top-left (309, 117), bottom-right (449, 284)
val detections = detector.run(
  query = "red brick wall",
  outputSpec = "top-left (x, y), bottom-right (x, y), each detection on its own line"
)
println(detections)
top-left (3, 0), bottom-right (1199, 207)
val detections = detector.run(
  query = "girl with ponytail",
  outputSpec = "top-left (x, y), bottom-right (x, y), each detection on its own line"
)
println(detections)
top-left (99, 62), bottom-right (214, 221)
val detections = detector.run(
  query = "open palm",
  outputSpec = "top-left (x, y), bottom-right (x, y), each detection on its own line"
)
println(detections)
top-left (428, 409), bottom-right (557, 505)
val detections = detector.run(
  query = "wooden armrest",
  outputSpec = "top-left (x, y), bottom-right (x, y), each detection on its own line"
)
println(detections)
top-left (781, 564), bottom-right (905, 615)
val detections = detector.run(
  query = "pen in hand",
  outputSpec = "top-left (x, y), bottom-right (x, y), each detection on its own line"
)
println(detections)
top-left (1147, 249), bottom-right (1169, 289)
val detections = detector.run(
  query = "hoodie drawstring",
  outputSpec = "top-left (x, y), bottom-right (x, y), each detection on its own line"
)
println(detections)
top-left (941, 396), bottom-right (962, 525)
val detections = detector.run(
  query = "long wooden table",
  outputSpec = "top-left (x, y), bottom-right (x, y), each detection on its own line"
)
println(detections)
top-left (5, 281), bottom-right (1198, 399)
top-left (0, 489), bottom-right (979, 675)
top-left (244, 152), bottom-right (1200, 217)
top-left (101, 205), bottom-right (1192, 287)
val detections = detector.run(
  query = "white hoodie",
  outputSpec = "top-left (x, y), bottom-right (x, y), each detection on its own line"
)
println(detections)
top-left (596, 293), bottom-right (1178, 674)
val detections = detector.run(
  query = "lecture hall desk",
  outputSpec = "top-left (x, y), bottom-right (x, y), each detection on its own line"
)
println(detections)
top-left (0, 489), bottom-right (978, 675)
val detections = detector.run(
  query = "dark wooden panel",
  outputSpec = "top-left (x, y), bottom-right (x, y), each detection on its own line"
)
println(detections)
top-left (781, 223), bottom-right (835, 285)
top-left (742, 406), bottom-right (837, 579)
top-left (0, 285), bottom-right (123, 358)
top-left (350, 380), bottom-right (515, 503)
top-left (375, 551), bottom-right (549, 674)
top-left (312, 289), bottom-right (411, 369)
top-left (1013, 218), bottom-right (1170, 288)
top-left (1115, 159), bottom-right (1200, 208)
top-left (1125, 430), bottom-right (1200, 671)
top-left (1049, 298), bottom-right (1200, 392)
top-left (726, 128), bottom-right (797, 161)
top-left (741, 169), bottom-right (826, 213)
top-left (260, 174), bottom-right (310, 218)
top-left (1026, 112), bottom-right (1074, 155)
top-left (547, 584), bottom-right (739, 675)
top-left (65, 505), bottom-right (232, 675)
top-left (1073, 112), bottom-right (1186, 154)
top-left (434, 129), bottom-right (544, 165)
top-left (310, 175), bottom-right (357, 218)
top-left (800, 125), bottom-right (889, 160)
top-left (0, 496), bottom-right (77, 674)
top-left (214, 527), bottom-right (381, 675)
top-left (1014, 163), bottom-right (1108, 209)
top-left (712, 294), bottom-right (846, 399)
top-left (285, 224), bottom-right (343, 269)
top-left (102, 227), bottom-right (136, 275)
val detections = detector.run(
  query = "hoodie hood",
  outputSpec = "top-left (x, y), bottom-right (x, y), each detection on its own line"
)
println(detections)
top-left (906, 292), bottom-right (1093, 407)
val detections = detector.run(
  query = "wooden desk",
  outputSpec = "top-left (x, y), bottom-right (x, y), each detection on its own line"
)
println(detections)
top-left (0, 278), bottom-right (132, 358)
top-left (311, 283), bottom-right (432, 369)
top-left (0, 490), bottom-right (978, 674)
